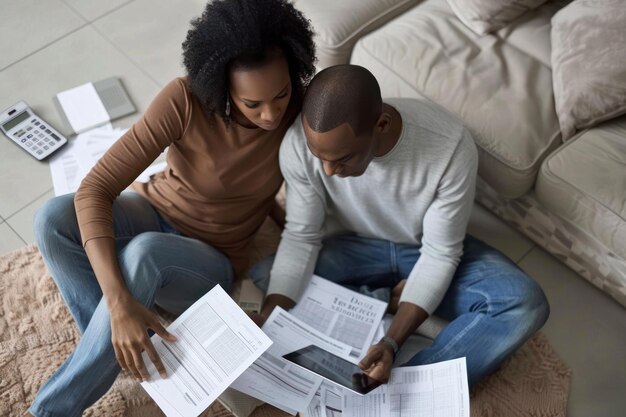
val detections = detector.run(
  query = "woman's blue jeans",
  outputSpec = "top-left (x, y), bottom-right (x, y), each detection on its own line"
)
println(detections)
top-left (250, 234), bottom-right (550, 387)
top-left (29, 192), bottom-right (234, 417)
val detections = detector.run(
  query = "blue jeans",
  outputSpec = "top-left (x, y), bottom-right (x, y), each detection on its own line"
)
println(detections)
top-left (29, 192), bottom-right (234, 417)
top-left (250, 234), bottom-right (549, 387)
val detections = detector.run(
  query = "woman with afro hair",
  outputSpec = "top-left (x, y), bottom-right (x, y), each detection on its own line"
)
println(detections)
top-left (28, 1), bottom-right (315, 415)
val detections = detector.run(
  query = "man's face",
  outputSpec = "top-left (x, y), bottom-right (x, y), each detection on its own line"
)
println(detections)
top-left (303, 116), bottom-right (377, 178)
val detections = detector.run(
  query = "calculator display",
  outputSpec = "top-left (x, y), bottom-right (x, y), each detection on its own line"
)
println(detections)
top-left (2, 110), bottom-right (30, 131)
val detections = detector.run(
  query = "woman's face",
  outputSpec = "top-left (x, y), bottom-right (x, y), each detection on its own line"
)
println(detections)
top-left (228, 55), bottom-right (292, 131)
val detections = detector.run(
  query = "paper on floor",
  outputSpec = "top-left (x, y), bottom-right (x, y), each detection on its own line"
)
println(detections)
top-left (49, 125), bottom-right (167, 196)
top-left (231, 307), bottom-right (354, 414)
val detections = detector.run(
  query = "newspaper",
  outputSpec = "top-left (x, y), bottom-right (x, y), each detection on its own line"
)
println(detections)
top-left (230, 307), bottom-right (353, 414)
top-left (291, 275), bottom-right (388, 363)
top-left (139, 285), bottom-right (272, 417)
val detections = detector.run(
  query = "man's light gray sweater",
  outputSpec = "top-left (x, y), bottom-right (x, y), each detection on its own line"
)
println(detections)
top-left (267, 98), bottom-right (478, 314)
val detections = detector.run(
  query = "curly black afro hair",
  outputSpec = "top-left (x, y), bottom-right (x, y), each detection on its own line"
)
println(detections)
top-left (182, 0), bottom-right (316, 120)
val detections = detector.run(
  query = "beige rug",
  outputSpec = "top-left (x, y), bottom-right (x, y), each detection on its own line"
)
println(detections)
top-left (0, 243), bottom-right (571, 417)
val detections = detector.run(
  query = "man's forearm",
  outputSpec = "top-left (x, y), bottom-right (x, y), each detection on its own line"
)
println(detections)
top-left (386, 302), bottom-right (429, 347)
top-left (260, 293), bottom-right (296, 318)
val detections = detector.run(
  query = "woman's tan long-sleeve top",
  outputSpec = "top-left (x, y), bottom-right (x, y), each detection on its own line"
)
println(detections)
top-left (75, 77), bottom-right (296, 276)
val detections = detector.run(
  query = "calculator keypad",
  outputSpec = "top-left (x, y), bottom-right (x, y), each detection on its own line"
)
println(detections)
top-left (8, 117), bottom-right (65, 160)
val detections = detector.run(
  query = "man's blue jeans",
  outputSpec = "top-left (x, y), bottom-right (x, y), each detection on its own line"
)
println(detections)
top-left (29, 192), bottom-right (234, 417)
top-left (250, 234), bottom-right (549, 387)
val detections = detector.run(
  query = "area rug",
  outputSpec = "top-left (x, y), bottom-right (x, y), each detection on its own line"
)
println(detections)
top-left (0, 243), bottom-right (571, 417)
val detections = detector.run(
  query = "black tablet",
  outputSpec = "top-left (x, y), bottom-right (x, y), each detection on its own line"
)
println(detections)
top-left (283, 345), bottom-right (383, 395)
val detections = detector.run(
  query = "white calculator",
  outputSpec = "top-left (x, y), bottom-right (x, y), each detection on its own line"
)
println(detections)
top-left (0, 101), bottom-right (68, 161)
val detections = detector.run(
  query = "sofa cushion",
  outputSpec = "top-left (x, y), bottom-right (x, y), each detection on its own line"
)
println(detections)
top-left (447, 0), bottom-right (549, 36)
top-left (494, 0), bottom-right (569, 69)
top-left (551, 0), bottom-right (626, 141)
top-left (291, 0), bottom-right (421, 69)
top-left (350, 0), bottom-right (561, 198)
top-left (536, 116), bottom-right (626, 259)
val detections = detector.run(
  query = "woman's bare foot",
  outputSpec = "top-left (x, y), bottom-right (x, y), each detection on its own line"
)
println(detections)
top-left (387, 279), bottom-right (407, 314)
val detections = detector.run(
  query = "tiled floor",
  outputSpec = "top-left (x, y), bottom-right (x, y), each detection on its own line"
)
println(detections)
top-left (1, 1), bottom-right (624, 416)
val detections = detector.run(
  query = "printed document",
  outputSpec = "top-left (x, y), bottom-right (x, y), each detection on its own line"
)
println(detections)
top-left (291, 275), bottom-right (387, 363)
top-left (140, 285), bottom-right (272, 417)
top-left (49, 125), bottom-right (121, 195)
top-left (343, 358), bottom-right (470, 417)
top-left (49, 125), bottom-right (167, 196)
top-left (303, 381), bottom-right (343, 417)
top-left (231, 307), bottom-right (353, 414)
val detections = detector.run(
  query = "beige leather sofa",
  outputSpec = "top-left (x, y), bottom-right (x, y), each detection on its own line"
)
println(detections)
top-left (292, 0), bottom-right (626, 308)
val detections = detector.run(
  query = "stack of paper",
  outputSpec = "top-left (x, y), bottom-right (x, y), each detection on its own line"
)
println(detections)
top-left (48, 124), bottom-right (167, 196)
top-left (231, 276), bottom-right (389, 414)
top-left (230, 276), bottom-right (470, 417)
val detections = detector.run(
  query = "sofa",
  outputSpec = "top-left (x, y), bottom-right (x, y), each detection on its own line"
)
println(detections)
top-left (291, 0), bottom-right (626, 308)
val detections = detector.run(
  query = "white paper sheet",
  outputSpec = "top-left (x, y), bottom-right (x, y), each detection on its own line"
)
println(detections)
top-left (49, 138), bottom-right (82, 196)
top-left (49, 125), bottom-right (118, 195)
top-left (304, 381), bottom-right (344, 417)
top-left (231, 307), bottom-right (353, 414)
top-left (303, 394), bottom-right (323, 417)
top-left (56, 82), bottom-right (111, 133)
top-left (291, 275), bottom-right (388, 363)
top-left (320, 381), bottom-right (344, 417)
top-left (49, 125), bottom-right (167, 196)
top-left (140, 285), bottom-right (272, 417)
top-left (343, 358), bottom-right (470, 417)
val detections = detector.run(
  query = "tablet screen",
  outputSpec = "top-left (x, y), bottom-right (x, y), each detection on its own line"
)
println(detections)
top-left (283, 345), bottom-right (383, 395)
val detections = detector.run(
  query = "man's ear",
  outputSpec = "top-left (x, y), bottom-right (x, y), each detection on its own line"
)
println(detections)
top-left (376, 111), bottom-right (393, 134)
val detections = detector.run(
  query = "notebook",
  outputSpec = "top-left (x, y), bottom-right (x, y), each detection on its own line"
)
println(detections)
top-left (53, 77), bottom-right (136, 134)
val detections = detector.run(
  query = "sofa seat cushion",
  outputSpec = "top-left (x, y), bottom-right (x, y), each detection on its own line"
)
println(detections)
top-left (350, 0), bottom-right (562, 198)
top-left (494, 0), bottom-right (570, 69)
top-left (536, 116), bottom-right (626, 259)
top-left (292, 0), bottom-right (421, 69)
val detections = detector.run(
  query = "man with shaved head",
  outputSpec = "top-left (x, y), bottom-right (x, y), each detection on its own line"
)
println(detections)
top-left (252, 65), bottom-right (549, 387)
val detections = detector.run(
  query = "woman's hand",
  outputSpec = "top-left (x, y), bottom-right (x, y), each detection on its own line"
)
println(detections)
top-left (109, 297), bottom-right (177, 382)
top-left (358, 341), bottom-right (394, 383)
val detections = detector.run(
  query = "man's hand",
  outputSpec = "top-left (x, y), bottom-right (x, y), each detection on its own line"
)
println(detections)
top-left (110, 297), bottom-right (177, 382)
top-left (246, 311), bottom-right (267, 328)
top-left (260, 294), bottom-right (296, 319)
top-left (358, 341), bottom-right (394, 383)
